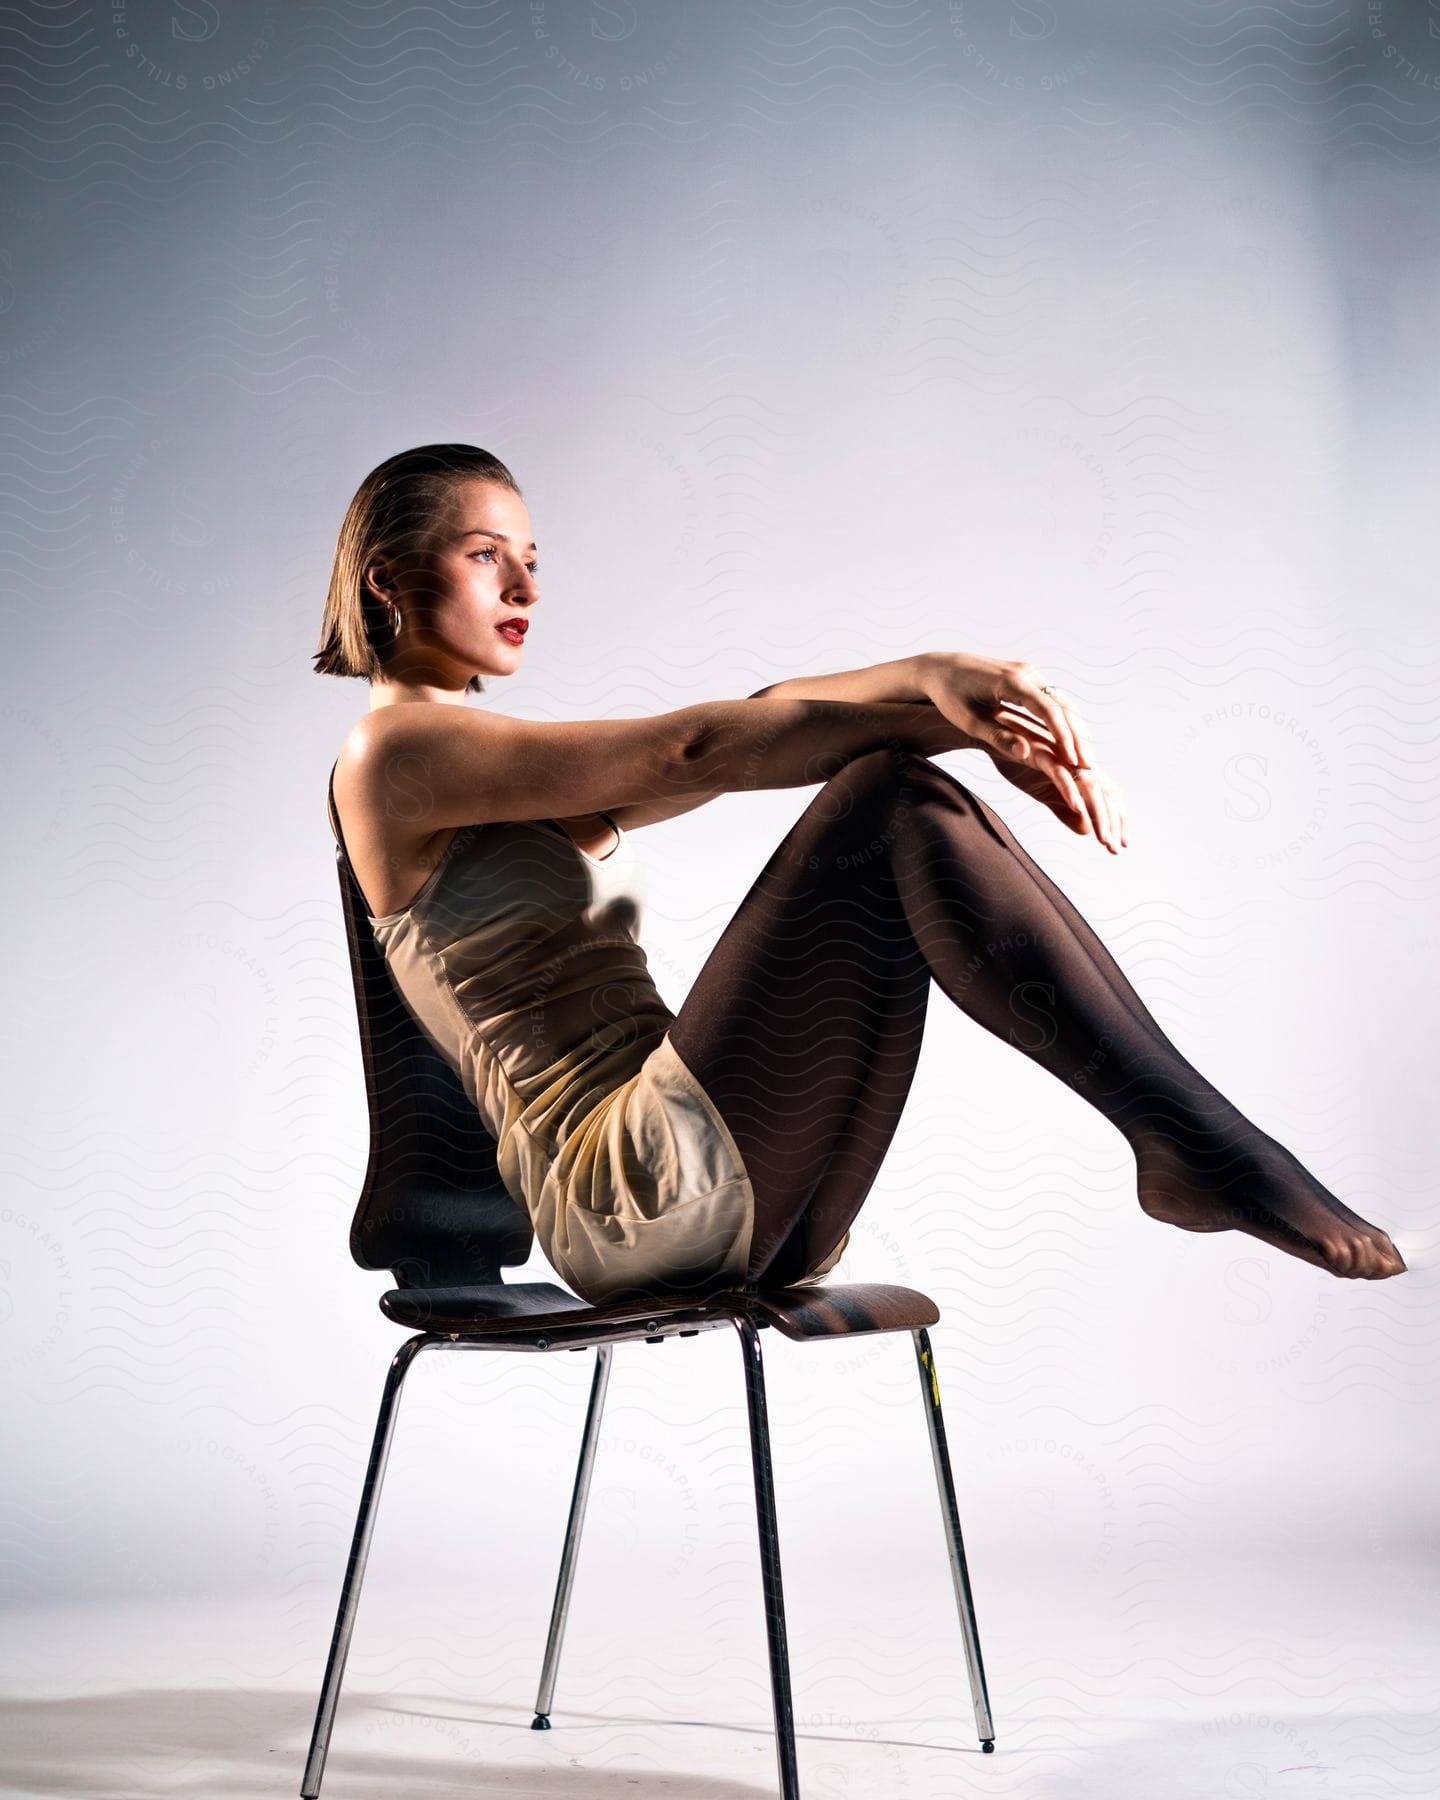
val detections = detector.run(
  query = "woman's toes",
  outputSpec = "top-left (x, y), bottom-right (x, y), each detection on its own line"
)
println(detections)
top-left (1356, 1235), bottom-right (1403, 1278)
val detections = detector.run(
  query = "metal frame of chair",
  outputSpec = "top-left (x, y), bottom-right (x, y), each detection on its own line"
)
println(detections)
top-left (303, 817), bottom-right (995, 1798)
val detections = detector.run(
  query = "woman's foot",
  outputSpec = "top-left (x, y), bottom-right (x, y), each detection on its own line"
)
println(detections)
top-left (1134, 1124), bottom-right (1406, 1279)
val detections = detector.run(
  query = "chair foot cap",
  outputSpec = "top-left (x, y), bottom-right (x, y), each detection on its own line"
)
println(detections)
top-left (982, 1739), bottom-right (995, 1753)
top-left (531, 1714), bottom-right (551, 1731)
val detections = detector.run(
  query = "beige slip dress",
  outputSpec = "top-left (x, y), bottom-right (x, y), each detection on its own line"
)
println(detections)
top-left (327, 762), bottom-right (850, 1304)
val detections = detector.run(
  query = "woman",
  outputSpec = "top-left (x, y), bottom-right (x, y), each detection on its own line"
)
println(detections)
top-left (314, 444), bottom-right (1406, 1302)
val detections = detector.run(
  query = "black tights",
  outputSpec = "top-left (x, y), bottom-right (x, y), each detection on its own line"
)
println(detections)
top-left (668, 748), bottom-right (1391, 1286)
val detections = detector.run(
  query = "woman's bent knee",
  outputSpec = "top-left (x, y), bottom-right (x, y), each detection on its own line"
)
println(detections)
top-left (798, 748), bottom-right (976, 845)
top-left (818, 747), bottom-right (974, 806)
top-left (807, 747), bottom-right (911, 825)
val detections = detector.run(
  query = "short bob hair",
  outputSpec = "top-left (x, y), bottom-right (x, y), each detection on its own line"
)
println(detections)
top-left (313, 443), bottom-right (522, 697)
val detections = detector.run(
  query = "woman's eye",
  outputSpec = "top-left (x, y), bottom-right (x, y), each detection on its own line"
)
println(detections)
top-left (470, 547), bottom-right (539, 575)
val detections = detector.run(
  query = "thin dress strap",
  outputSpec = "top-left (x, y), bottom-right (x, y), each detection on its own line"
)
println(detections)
top-left (328, 758), bottom-right (378, 916)
top-left (326, 758), bottom-right (345, 850)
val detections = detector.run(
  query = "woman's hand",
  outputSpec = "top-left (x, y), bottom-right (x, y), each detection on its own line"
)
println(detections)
top-left (919, 651), bottom-right (1094, 768)
top-left (917, 653), bottom-right (1128, 852)
top-left (990, 741), bottom-right (1130, 852)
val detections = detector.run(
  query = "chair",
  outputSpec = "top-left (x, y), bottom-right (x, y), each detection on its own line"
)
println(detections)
top-left (302, 828), bottom-right (997, 1799)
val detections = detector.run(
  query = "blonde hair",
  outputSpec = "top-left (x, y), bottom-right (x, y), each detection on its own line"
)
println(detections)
top-left (313, 444), bottom-right (522, 697)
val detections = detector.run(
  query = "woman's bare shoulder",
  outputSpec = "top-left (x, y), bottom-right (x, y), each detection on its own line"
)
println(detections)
top-left (332, 705), bottom-right (451, 798)
top-left (332, 707), bottom-right (453, 819)
top-left (338, 703), bottom-right (447, 762)
top-left (330, 710), bottom-right (463, 915)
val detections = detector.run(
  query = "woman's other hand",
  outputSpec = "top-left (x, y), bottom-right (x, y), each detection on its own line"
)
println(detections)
top-left (917, 652), bottom-right (1127, 851)
top-left (919, 651), bottom-right (1095, 770)
top-left (990, 742), bottom-right (1130, 852)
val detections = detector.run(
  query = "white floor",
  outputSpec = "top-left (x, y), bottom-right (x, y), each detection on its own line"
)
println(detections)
top-left (2, 1549), bottom-right (1435, 1799)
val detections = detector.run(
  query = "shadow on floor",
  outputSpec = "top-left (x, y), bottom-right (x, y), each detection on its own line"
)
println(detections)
top-left (0, 1688), bottom-right (987, 1797)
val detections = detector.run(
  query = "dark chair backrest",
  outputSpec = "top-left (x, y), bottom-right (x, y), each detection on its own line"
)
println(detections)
top-left (327, 768), bottom-right (535, 1290)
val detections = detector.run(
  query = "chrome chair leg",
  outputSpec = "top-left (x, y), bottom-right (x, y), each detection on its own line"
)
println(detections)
top-left (531, 1342), bottom-right (614, 1729)
top-left (302, 1333), bottom-right (435, 1798)
top-left (912, 1325), bottom-right (995, 1751)
top-left (735, 1317), bottom-right (800, 1800)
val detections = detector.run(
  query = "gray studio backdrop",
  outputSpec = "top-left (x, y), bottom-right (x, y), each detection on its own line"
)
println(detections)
top-left (1, 2), bottom-right (1436, 1795)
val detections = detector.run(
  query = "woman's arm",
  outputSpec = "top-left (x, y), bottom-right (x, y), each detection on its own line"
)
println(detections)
top-left (747, 654), bottom-right (935, 707)
top-left (754, 651), bottom-right (1092, 765)
top-left (690, 694), bottom-right (977, 796)
top-left (608, 654), bottom-right (1127, 850)
top-left (606, 659), bottom-right (998, 832)
top-left (603, 692), bottom-right (974, 831)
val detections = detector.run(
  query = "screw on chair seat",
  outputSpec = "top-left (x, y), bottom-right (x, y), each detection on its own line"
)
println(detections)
top-left (377, 1277), bottom-right (942, 1344)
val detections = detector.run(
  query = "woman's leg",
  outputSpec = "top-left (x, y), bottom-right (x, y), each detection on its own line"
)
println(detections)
top-left (669, 756), bottom-right (933, 1286)
top-left (669, 747), bottom-right (1405, 1285)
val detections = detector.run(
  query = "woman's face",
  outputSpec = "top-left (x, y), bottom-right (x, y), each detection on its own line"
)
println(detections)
top-left (376, 476), bottom-right (540, 685)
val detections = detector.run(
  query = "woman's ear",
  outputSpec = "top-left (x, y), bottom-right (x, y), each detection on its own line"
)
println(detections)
top-left (361, 556), bottom-right (395, 604)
